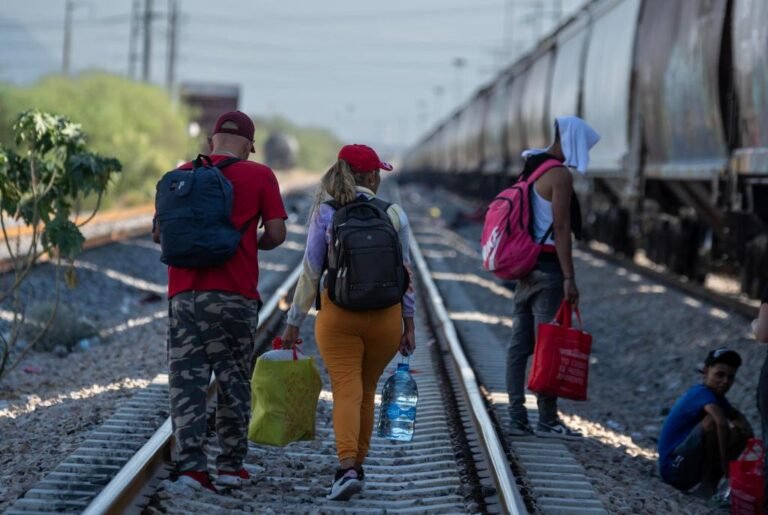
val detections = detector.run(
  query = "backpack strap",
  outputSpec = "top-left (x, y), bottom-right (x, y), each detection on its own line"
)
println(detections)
top-left (192, 154), bottom-right (240, 170)
top-left (368, 197), bottom-right (392, 213)
top-left (526, 159), bottom-right (562, 244)
top-left (215, 157), bottom-right (241, 169)
top-left (315, 200), bottom-right (338, 311)
top-left (525, 159), bottom-right (563, 185)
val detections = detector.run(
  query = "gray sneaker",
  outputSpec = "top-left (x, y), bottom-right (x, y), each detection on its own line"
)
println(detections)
top-left (536, 419), bottom-right (583, 440)
top-left (508, 419), bottom-right (534, 436)
top-left (327, 468), bottom-right (362, 501)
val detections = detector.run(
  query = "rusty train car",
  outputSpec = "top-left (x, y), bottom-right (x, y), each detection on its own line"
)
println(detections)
top-left (401, 0), bottom-right (768, 297)
top-left (179, 82), bottom-right (240, 151)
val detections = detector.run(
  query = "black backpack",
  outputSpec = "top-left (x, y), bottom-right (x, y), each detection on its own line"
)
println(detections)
top-left (155, 154), bottom-right (247, 268)
top-left (323, 197), bottom-right (409, 310)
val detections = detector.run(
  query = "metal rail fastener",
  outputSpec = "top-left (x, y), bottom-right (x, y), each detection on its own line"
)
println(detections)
top-left (409, 227), bottom-right (528, 514)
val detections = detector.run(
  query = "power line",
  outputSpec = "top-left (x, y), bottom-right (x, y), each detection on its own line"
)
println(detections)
top-left (191, 3), bottom-right (508, 25)
top-left (166, 0), bottom-right (179, 93)
top-left (62, 0), bottom-right (74, 74)
top-left (142, 0), bottom-right (153, 82)
top-left (128, 0), bottom-right (140, 79)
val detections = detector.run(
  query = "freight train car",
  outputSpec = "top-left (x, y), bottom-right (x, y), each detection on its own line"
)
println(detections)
top-left (401, 0), bottom-right (768, 298)
top-left (179, 82), bottom-right (240, 151)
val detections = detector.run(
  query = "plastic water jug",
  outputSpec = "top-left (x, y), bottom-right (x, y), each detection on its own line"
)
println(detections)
top-left (377, 360), bottom-right (418, 441)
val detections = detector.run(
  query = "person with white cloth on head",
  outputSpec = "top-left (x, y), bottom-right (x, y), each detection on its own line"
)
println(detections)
top-left (507, 115), bottom-right (600, 439)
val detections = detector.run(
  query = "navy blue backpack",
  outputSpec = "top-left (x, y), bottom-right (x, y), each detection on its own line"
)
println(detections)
top-left (155, 154), bottom-right (247, 268)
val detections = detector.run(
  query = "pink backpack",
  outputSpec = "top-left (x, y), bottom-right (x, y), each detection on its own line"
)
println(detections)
top-left (481, 159), bottom-right (561, 280)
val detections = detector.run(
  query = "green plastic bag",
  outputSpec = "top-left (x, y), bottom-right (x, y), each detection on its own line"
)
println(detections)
top-left (248, 348), bottom-right (322, 447)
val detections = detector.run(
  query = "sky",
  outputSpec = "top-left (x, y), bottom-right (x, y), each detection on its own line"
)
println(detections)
top-left (0, 0), bottom-right (587, 151)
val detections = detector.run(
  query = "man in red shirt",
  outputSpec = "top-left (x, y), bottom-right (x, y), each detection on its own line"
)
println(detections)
top-left (153, 111), bottom-right (287, 491)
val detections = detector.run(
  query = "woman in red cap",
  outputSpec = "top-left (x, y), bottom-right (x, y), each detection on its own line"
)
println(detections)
top-left (281, 144), bottom-right (416, 501)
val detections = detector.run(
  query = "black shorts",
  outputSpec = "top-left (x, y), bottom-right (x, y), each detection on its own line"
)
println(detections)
top-left (663, 424), bottom-right (705, 491)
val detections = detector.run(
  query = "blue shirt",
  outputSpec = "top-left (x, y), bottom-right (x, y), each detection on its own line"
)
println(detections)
top-left (658, 384), bottom-right (734, 471)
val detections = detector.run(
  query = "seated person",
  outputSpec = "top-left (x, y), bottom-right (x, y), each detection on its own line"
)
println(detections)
top-left (657, 347), bottom-right (752, 497)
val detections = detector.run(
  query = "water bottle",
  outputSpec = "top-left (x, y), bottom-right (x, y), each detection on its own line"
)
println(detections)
top-left (377, 359), bottom-right (418, 441)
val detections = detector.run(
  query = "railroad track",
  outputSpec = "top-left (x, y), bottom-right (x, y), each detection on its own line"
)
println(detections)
top-left (581, 242), bottom-right (759, 321)
top-left (6, 179), bottom-right (538, 514)
top-left (6, 179), bottom-right (632, 514)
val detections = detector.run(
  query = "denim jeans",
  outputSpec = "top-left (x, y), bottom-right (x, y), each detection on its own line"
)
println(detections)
top-left (758, 351), bottom-right (768, 508)
top-left (506, 261), bottom-right (564, 424)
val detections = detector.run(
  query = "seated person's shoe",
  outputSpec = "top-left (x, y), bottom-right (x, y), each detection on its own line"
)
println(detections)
top-left (710, 479), bottom-right (730, 508)
top-left (215, 468), bottom-right (251, 488)
top-left (536, 419), bottom-right (583, 439)
top-left (327, 467), bottom-right (362, 501)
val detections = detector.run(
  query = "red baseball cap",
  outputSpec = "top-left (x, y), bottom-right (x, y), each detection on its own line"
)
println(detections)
top-left (213, 111), bottom-right (255, 152)
top-left (338, 144), bottom-right (393, 173)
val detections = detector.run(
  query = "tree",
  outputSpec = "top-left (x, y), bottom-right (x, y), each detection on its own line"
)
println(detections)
top-left (0, 110), bottom-right (121, 380)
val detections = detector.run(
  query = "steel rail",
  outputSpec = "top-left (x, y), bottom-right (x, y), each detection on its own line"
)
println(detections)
top-left (390, 181), bottom-right (526, 515)
top-left (82, 263), bottom-right (303, 515)
top-left (582, 242), bottom-right (759, 320)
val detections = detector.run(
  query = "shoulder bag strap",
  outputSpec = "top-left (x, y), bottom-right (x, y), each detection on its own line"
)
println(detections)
top-left (315, 201), bottom-right (338, 311)
top-left (214, 157), bottom-right (241, 169)
top-left (528, 159), bottom-right (561, 242)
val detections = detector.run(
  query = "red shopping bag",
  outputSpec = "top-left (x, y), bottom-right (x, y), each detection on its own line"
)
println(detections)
top-left (731, 438), bottom-right (765, 515)
top-left (527, 300), bottom-right (592, 401)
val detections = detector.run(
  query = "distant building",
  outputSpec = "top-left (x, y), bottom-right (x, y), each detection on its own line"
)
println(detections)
top-left (179, 82), bottom-right (240, 148)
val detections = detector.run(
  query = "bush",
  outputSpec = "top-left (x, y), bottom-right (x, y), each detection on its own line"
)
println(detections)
top-left (20, 302), bottom-right (98, 353)
top-left (0, 73), bottom-right (197, 208)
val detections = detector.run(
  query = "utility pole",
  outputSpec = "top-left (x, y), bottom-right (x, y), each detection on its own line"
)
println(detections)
top-left (503, 0), bottom-right (514, 62)
top-left (62, 0), bottom-right (74, 75)
top-left (166, 0), bottom-right (178, 93)
top-left (142, 0), bottom-right (153, 82)
top-left (128, 0), bottom-right (140, 79)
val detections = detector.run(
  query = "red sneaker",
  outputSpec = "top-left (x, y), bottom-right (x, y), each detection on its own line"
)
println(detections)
top-left (215, 468), bottom-right (251, 488)
top-left (176, 470), bottom-right (218, 493)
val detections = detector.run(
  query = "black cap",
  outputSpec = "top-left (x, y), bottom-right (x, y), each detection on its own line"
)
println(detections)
top-left (703, 347), bottom-right (742, 369)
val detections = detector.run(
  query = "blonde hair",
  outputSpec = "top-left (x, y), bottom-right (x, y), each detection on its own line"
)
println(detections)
top-left (311, 159), bottom-right (370, 217)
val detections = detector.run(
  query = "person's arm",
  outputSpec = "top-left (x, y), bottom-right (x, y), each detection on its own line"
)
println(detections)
top-left (282, 205), bottom-right (332, 345)
top-left (703, 403), bottom-right (732, 475)
top-left (550, 167), bottom-right (579, 304)
top-left (391, 205), bottom-right (416, 356)
top-left (257, 167), bottom-right (288, 250)
top-left (755, 288), bottom-right (768, 341)
top-left (258, 218), bottom-right (286, 250)
top-left (151, 216), bottom-right (161, 244)
top-left (729, 409), bottom-right (754, 437)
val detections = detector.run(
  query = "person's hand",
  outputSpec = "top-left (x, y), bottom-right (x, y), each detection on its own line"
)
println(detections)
top-left (400, 319), bottom-right (416, 356)
top-left (564, 278), bottom-right (579, 306)
top-left (281, 325), bottom-right (300, 349)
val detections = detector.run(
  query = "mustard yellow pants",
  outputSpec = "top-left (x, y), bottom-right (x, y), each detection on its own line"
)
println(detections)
top-left (315, 290), bottom-right (402, 463)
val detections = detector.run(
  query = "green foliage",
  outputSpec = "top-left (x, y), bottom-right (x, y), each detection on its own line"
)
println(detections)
top-left (251, 115), bottom-right (342, 172)
top-left (0, 110), bottom-right (121, 258)
top-left (0, 110), bottom-right (120, 380)
top-left (0, 73), bottom-right (196, 207)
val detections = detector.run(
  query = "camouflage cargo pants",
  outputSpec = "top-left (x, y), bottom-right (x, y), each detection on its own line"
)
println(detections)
top-left (168, 290), bottom-right (260, 472)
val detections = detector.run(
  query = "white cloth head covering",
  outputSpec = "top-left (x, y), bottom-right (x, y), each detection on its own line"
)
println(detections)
top-left (521, 116), bottom-right (600, 174)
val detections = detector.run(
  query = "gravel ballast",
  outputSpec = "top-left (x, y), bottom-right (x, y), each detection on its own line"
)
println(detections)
top-left (0, 188), bottom-right (312, 512)
top-left (398, 183), bottom-right (757, 514)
